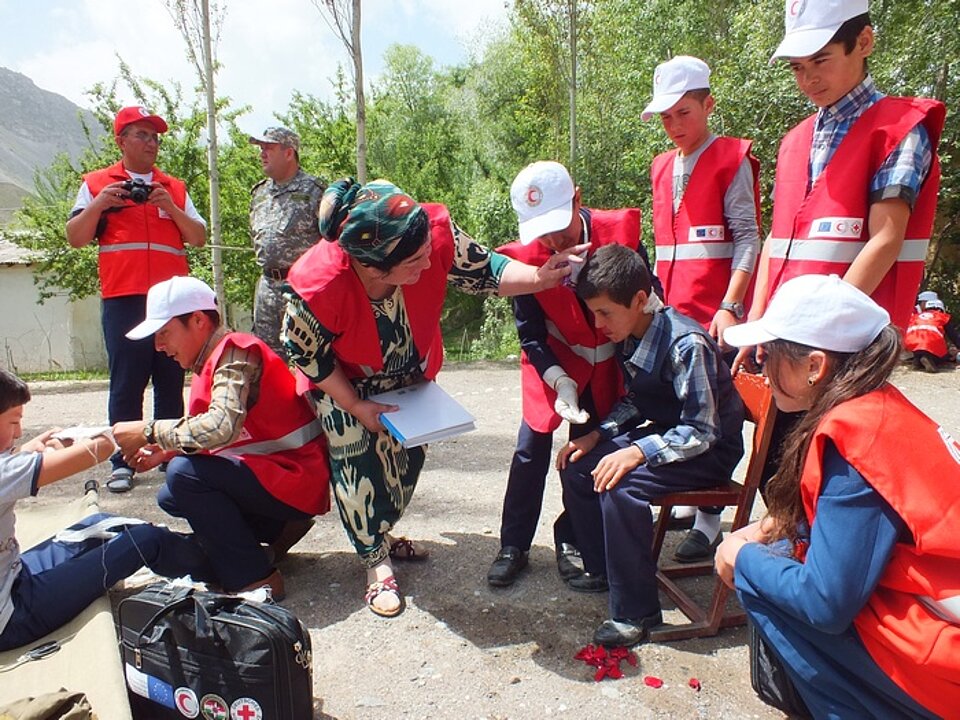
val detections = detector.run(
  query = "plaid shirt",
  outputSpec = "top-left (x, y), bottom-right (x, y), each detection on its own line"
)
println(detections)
top-left (600, 311), bottom-right (722, 467)
top-left (810, 75), bottom-right (933, 207)
top-left (153, 329), bottom-right (263, 453)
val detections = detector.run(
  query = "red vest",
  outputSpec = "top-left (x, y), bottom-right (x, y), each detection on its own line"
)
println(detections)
top-left (801, 386), bottom-right (960, 718)
top-left (84, 162), bottom-right (191, 298)
top-left (497, 209), bottom-right (638, 432)
top-left (652, 137), bottom-right (760, 328)
top-left (286, 204), bottom-right (455, 392)
top-left (189, 333), bottom-right (330, 515)
top-left (904, 310), bottom-right (951, 357)
top-left (768, 97), bottom-right (945, 329)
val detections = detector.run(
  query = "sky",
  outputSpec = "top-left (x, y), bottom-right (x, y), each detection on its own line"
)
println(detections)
top-left (0, 0), bottom-right (509, 134)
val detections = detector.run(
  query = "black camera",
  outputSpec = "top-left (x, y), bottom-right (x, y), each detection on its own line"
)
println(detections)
top-left (121, 178), bottom-right (152, 204)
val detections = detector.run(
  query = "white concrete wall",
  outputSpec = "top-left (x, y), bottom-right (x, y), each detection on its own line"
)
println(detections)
top-left (0, 265), bottom-right (107, 373)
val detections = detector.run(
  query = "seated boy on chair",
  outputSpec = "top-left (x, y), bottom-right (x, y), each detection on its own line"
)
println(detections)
top-left (558, 244), bottom-right (744, 647)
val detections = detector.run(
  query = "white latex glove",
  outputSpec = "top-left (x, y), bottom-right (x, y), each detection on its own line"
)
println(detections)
top-left (553, 375), bottom-right (590, 425)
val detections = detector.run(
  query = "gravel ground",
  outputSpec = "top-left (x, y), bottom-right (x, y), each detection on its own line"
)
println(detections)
top-left (20, 360), bottom-right (959, 719)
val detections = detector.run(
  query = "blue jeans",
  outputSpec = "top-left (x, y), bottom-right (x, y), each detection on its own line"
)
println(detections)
top-left (158, 454), bottom-right (311, 591)
top-left (102, 295), bottom-right (185, 471)
top-left (0, 513), bottom-right (213, 651)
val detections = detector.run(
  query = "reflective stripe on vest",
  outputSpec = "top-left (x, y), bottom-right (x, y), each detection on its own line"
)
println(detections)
top-left (906, 324), bottom-right (943, 335)
top-left (214, 419), bottom-right (323, 459)
top-left (656, 242), bottom-right (734, 263)
top-left (98, 242), bottom-right (187, 256)
top-left (767, 237), bottom-right (929, 263)
top-left (918, 594), bottom-right (960, 625)
top-left (545, 320), bottom-right (616, 364)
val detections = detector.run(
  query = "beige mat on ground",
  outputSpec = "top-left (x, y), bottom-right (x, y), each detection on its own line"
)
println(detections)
top-left (0, 490), bottom-right (132, 719)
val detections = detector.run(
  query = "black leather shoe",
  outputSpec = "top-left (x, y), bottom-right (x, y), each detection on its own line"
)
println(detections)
top-left (567, 571), bottom-right (609, 593)
top-left (555, 542), bottom-right (584, 581)
top-left (673, 529), bottom-right (722, 563)
top-left (593, 611), bottom-right (664, 647)
top-left (487, 546), bottom-right (528, 587)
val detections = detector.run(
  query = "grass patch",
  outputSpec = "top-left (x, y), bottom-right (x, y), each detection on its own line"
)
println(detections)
top-left (20, 369), bottom-right (109, 382)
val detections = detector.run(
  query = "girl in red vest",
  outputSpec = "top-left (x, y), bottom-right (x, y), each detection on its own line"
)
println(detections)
top-left (904, 298), bottom-right (959, 373)
top-left (718, 274), bottom-right (960, 719)
top-left (283, 179), bottom-right (582, 617)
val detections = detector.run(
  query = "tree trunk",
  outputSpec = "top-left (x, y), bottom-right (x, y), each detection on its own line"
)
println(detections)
top-left (568, 0), bottom-right (577, 176)
top-left (201, 0), bottom-right (225, 315)
top-left (353, 0), bottom-right (367, 183)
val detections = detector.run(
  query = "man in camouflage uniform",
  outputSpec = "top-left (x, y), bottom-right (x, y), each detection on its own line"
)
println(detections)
top-left (248, 127), bottom-right (326, 360)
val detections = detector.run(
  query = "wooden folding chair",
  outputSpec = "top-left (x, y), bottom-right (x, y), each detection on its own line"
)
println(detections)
top-left (648, 371), bottom-right (777, 642)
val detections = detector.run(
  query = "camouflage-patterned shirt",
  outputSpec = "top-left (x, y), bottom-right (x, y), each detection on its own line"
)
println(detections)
top-left (249, 169), bottom-right (326, 271)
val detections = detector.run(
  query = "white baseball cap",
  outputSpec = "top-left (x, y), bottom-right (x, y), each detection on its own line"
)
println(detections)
top-left (511, 161), bottom-right (576, 245)
top-left (723, 274), bottom-right (889, 353)
top-left (771, 0), bottom-right (870, 63)
top-left (641, 56), bottom-right (711, 121)
top-left (126, 276), bottom-right (218, 340)
top-left (917, 290), bottom-right (940, 303)
top-left (926, 299), bottom-right (946, 312)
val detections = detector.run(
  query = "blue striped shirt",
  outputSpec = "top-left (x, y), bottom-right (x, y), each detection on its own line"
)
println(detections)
top-left (810, 75), bottom-right (933, 208)
top-left (602, 310), bottom-right (722, 467)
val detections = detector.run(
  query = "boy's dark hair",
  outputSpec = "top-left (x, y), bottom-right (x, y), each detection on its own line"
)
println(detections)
top-left (682, 88), bottom-right (711, 103)
top-left (829, 12), bottom-right (872, 53)
top-left (175, 309), bottom-right (222, 327)
top-left (577, 245), bottom-right (652, 307)
top-left (0, 368), bottom-right (30, 415)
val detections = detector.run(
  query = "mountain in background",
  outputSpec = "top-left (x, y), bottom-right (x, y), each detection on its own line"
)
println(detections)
top-left (0, 66), bottom-right (101, 225)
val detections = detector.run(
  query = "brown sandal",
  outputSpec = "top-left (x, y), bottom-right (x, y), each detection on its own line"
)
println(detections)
top-left (388, 536), bottom-right (430, 562)
top-left (364, 576), bottom-right (404, 617)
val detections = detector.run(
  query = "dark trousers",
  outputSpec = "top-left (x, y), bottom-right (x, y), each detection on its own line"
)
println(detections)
top-left (0, 513), bottom-right (213, 651)
top-left (561, 426), bottom-right (735, 619)
top-left (102, 295), bottom-right (185, 471)
top-left (158, 454), bottom-right (311, 591)
top-left (740, 589), bottom-right (938, 719)
top-left (498, 388), bottom-right (598, 551)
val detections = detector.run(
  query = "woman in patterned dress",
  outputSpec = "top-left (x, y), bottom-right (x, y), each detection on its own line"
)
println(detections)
top-left (282, 178), bottom-right (583, 616)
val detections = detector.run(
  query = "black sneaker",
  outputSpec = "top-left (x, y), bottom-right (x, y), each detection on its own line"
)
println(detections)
top-left (593, 611), bottom-right (664, 647)
top-left (487, 546), bottom-right (528, 587)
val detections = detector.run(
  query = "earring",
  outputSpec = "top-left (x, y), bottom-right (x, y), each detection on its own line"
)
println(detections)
top-left (807, 377), bottom-right (816, 386)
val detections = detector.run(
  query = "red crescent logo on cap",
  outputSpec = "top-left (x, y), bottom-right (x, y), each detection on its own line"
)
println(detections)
top-left (789, 0), bottom-right (805, 18)
top-left (138, 107), bottom-right (150, 117)
top-left (654, 69), bottom-right (662, 87)
top-left (526, 186), bottom-right (543, 207)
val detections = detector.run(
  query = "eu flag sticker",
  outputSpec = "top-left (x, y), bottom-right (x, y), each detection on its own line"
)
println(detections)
top-left (125, 664), bottom-right (176, 708)
top-left (817, 221), bottom-right (832, 233)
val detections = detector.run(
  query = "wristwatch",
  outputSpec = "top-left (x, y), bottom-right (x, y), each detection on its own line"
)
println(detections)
top-left (143, 420), bottom-right (156, 444)
top-left (719, 301), bottom-right (745, 320)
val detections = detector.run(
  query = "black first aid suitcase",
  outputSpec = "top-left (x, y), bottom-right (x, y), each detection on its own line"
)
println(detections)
top-left (118, 584), bottom-right (313, 720)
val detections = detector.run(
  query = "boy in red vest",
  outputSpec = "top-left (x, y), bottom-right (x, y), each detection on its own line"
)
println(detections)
top-left (112, 277), bottom-right (329, 600)
top-left (66, 107), bottom-right (208, 494)
top-left (745, 0), bottom-right (944, 341)
top-left (488, 161), bottom-right (659, 589)
top-left (738, 0), bottom-right (945, 496)
top-left (643, 56), bottom-right (762, 561)
top-left (905, 298), bottom-right (959, 372)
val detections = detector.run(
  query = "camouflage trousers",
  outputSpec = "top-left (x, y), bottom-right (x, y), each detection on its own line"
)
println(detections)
top-left (253, 276), bottom-right (288, 361)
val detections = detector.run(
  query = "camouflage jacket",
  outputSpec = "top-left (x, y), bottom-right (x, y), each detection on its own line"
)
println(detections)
top-left (249, 169), bottom-right (325, 271)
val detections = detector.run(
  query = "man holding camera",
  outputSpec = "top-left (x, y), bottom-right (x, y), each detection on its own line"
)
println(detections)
top-left (66, 106), bottom-right (207, 493)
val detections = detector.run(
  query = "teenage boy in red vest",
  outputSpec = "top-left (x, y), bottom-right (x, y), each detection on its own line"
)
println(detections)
top-left (66, 107), bottom-right (208, 494)
top-left (738, 0), bottom-right (946, 495)
top-left (745, 0), bottom-right (945, 343)
top-left (642, 56), bottom-right (763, 562)
top-left (112, 276), bottom-right (329, 600)
top-left (488, 161), bottom-right (659, 589)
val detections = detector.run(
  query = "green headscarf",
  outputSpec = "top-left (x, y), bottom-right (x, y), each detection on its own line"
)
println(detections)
top-left (318, 178), bottom-right (427, 265)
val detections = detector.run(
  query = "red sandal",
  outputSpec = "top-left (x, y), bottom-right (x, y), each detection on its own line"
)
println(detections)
top-left (364, 576), bottom-right (404, 617)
